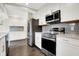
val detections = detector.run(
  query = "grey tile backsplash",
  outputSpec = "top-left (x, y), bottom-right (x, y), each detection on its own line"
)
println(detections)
top-left (42, 23), bottom-right (66, 32)
top-left (42, 23), bottom-right (79, 33)
top-left (65, 23), bottom-right (79, 33)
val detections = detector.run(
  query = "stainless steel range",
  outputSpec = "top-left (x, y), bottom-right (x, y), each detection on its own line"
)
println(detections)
top-left (41, 27), bottom-right (65, 56)
top-left (41, 32), bottom-right (56, 56)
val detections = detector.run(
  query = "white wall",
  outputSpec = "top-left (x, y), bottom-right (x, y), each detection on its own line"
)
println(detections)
top-left (0, 4), bottom-right (9, 33)
top-left (5, 4), bottom-right (29, 41)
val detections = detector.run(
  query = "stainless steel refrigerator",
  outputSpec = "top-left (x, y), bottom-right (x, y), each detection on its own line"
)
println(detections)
top-left (27, 19), bottom-right (42, 46)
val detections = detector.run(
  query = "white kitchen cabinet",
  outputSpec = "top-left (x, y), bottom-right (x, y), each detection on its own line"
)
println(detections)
top-left (57, 35), bottom-right (79, 56)
top-left (52, 4), bottom-right (60, 12)
top-left (35, 32), bottom-right (42, 49)
top-left (60, 3), bottom-right (79, 22)
top-left (56, 36), bottom-right (63, 56)
top-left (39, 15), bottom-right (46, 26)
top-left (0, 37), bottom-right (6, 56)
top-left (62, 40), bottom-right (79, 56)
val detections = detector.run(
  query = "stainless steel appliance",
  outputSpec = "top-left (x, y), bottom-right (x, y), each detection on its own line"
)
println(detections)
top-left (46, 10), bottom-right (61, 24)
top-left (41, 27), bottom-right (65, 56)
top-left (42, 33), bottom-right (56, 56)
top-left (27, 19), bottom-right (42, 46)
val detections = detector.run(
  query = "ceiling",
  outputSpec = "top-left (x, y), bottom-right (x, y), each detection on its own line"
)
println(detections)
top-left (5, 3), bottom-right (47, 12)
top-left (26, 3), bottom-right (47, 10)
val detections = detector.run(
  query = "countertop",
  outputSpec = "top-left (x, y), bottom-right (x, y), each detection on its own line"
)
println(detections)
top-left (57, 32), bottom-right (79, 39)
top-left (0, 32), bottom-right (8, 39)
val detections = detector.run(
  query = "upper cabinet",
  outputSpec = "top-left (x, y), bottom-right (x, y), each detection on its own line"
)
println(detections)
top-left (60, 3), bottom-right (79, 22)
top-left (52, 4), bottom-right (60, 12)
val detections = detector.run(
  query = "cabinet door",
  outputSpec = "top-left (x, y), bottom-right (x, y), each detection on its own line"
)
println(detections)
top-left (60, 3), bottom-right (79, 22)
top-left (35, 33), bottom-right (42, 49)
top-left (57, 36), bottom-right (79, 56)
top-left (0, 37), bottom-right (6, 56)
top-left (39, 15), bottom-right (47, 25)
top-left (52, 4), bottom-right (60, 12)
top-left (62, 40), bottom-right (79, 56)
top-left (56, 36), bottom-right (64, 56)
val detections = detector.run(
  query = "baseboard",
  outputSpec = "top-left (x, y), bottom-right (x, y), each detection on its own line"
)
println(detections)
top-left (10, 39), bottom-right (27, 47)
top-left (10, 39), bottom-right (26, 42)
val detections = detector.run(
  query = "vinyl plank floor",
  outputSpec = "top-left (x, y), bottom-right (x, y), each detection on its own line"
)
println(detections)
top-left (8, 39), bottom-right (45, 56)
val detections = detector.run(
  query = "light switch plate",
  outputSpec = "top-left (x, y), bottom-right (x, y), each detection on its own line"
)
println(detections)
top-left (71, 26), bottom-right (74, 31)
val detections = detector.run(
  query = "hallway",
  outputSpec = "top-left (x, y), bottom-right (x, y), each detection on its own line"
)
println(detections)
top-left (8, 39), bottom-right (45, 56)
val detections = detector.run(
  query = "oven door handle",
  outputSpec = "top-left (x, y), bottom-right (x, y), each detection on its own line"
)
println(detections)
top-left (42, 38), bottom-right (56, 42)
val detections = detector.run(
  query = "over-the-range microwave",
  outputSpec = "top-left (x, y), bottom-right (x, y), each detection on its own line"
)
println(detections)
top-left (46, 10), bottom-right (61, 24)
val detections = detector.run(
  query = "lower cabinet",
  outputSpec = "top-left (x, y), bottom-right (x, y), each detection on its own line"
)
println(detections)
top-left (56, 36), bottom-right (63, 56)
top-left (0, 36), bottom-right (6, 56)
top-left (62, 41), bottom-right (79, 56)
top-left (56, 35), bottom-right (79, 56)
top-left (35, 32), bottom-right (42, 49)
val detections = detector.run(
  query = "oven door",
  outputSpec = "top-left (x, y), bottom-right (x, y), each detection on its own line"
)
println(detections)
top-left (42, 38), bottom-right (56, 56)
